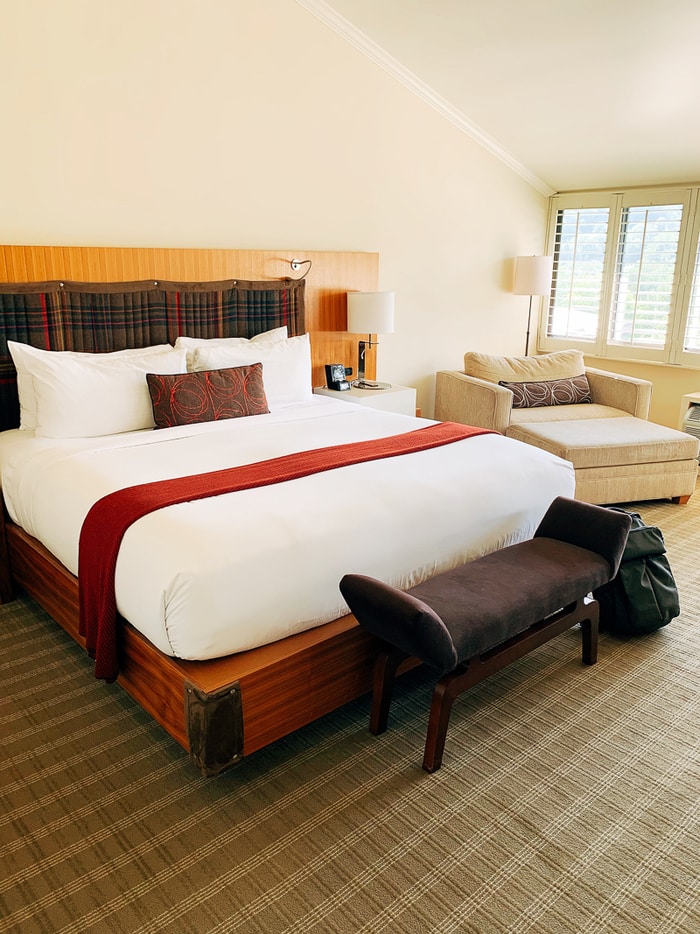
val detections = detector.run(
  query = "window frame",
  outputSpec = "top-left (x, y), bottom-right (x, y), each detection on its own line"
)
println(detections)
top-left (677, 188), bottom-right (700, 366)
top-left (540, 186), bottom-right (700, 368)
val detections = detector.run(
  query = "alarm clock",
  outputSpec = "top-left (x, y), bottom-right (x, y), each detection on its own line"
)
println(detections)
top-left (325, 363), bottom-right (350, 391)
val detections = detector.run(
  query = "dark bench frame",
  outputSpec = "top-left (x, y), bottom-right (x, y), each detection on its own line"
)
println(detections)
top-left (371, 596), bottom-right (599, 772)
top-left (341, 496), bottom-right (632, 773)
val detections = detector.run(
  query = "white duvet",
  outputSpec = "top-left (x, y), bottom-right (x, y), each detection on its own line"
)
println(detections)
top-left (0, 397), bottom-right (575, 660)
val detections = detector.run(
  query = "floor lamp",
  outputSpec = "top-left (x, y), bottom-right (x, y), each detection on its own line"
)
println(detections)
top-left (513, 255), bottom-right (553, 355)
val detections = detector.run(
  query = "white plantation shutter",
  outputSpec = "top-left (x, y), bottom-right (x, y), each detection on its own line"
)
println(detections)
top-left (543, 187), bottom-right (695, 364)
top-left (608, 203), bottom-right (683, 349)
top-left (548, 206), bottom-right (609, 341)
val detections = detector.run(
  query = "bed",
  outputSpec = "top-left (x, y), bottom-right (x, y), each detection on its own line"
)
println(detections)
top-left (0, 245), bottom-right (576, 775)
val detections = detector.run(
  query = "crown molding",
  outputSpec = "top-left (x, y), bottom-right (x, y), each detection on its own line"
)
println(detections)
top-left (295, 0), bottom-right (555, 197)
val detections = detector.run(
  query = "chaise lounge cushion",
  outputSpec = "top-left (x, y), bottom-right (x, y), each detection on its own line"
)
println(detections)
top-left (508, 416), bottom-right (700, 470)
top-left (509, 403), bottom-right (629, 424)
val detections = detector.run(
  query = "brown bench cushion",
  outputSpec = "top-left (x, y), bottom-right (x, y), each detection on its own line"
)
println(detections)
top-left (340, 497), bottom-right (631, 673)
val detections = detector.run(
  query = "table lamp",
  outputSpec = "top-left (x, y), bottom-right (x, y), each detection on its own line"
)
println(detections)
top-left (346, 291), bottom-right (395, 389)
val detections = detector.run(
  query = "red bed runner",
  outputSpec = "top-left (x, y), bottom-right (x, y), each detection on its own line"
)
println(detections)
top-left (78, 421), bottom-right (492, 680)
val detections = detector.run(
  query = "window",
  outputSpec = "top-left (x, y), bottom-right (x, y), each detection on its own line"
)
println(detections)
top-left (549, 206), bottom-right (609, 342)
top-left (542, 187), bottom-right (700, 367)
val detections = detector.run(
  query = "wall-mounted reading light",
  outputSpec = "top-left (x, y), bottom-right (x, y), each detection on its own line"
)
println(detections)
top-left (289, 258), bottom-right (312, 279)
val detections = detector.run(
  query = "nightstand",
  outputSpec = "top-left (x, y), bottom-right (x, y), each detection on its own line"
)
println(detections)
top-left (314, 384), bottom-right (417, 417)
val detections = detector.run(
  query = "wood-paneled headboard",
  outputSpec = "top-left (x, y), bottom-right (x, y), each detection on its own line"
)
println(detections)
top-left (0, 244), bottom-right (379, 395)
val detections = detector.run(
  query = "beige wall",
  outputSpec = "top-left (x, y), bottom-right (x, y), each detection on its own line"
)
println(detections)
top-left (0, 0), bottom-right (548, 417)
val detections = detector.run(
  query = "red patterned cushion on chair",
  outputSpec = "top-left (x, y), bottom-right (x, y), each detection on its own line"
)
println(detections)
top-left (146, 364), bottom-right (269, 428)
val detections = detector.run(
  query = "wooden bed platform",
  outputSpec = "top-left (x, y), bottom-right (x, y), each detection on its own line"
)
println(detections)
top-left (2, 516), bottom-right (387, 775)
top-left (0, 243), bottom-right (406, 776)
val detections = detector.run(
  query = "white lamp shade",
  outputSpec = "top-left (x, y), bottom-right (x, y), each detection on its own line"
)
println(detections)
top-left (513, 255), bottom-right (553, 296)
top-left (347, 291), bottom-right (395, 334)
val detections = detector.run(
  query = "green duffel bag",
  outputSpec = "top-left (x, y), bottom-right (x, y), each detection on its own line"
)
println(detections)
top-left (593, 509), bottom-right (680, 636)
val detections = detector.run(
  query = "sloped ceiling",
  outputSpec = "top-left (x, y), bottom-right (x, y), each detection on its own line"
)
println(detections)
top-left (302, 0), bottom-right (700, 195)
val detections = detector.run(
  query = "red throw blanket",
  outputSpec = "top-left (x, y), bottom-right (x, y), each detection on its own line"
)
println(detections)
top-left (79, 421), bottom-right (492, 680)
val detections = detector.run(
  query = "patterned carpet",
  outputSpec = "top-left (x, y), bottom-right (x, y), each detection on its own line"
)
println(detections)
top-left (1, 489), bottom-right (699, 933)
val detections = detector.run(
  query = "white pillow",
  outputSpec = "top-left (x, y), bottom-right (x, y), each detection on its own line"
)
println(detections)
top-left (175, 326), bottom-right (288, 370)
top-left (8, 341), bottom-right (176, 432)
top-left (18, 345), bottom-right (187, 438)
top-left (191, 333), bottom-right (312, 410)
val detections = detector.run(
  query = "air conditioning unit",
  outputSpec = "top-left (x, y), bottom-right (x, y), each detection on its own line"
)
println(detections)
top-left (682, 402), bottom-right (700, 443)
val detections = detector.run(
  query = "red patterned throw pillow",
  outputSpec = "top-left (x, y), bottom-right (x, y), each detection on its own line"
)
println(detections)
top-left (498, 374), bottom-right (592, 409)
top-left (146, 364), bottom-right (269, 428)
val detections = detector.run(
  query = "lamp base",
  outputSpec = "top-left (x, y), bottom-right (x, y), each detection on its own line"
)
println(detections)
top-left (352, 379), bottom-right (392, 390)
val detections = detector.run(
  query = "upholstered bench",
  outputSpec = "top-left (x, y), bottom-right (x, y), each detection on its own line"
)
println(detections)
top-left (340, 497), bottom-right (632, 772)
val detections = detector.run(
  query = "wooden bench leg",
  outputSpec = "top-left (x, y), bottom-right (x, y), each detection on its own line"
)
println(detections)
top-left (423, 664), bottom-right (473, 773)
top-left (422, 600), bottom-right (601, 772)
top-left (580, 600), bottom-right (600, 665)
top-left (370, 645), bottom-right (409, 735)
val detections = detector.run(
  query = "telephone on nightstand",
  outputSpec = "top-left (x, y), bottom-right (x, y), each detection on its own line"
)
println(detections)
top-left (325, 363), bottom-right (350, 391)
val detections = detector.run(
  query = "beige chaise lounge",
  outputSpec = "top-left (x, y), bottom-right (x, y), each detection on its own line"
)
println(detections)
top-left (435, 349), bottom-right (699, 505)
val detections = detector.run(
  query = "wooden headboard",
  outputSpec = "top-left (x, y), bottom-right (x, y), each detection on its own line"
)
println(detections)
top-left (0, 243), bottom-right (379, 394)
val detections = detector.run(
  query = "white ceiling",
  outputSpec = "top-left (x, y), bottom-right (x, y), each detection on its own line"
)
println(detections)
top-left (305, 0), bottom-right (700, 195)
